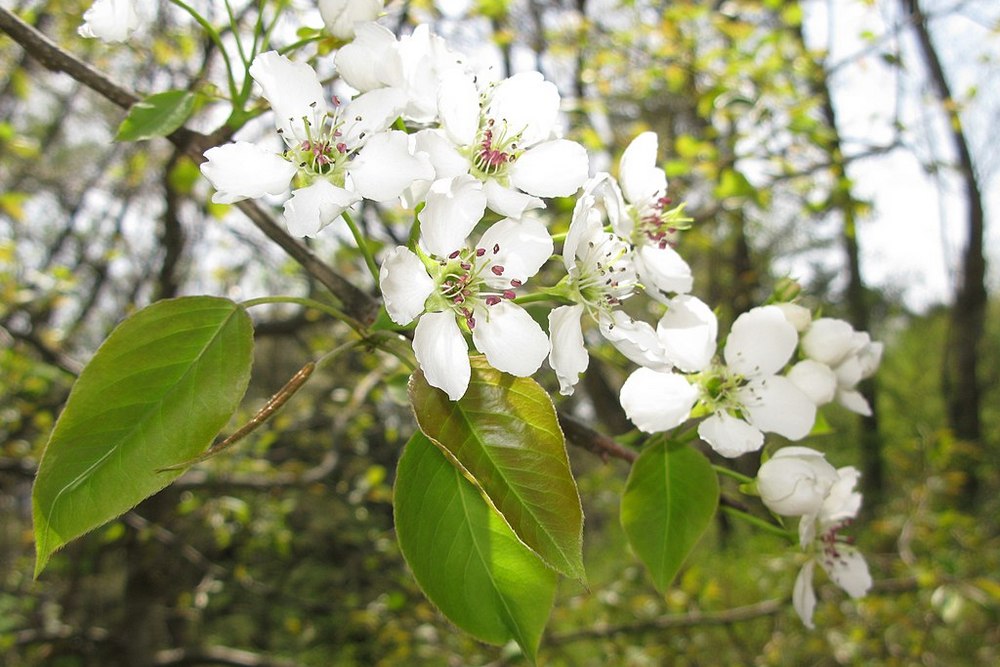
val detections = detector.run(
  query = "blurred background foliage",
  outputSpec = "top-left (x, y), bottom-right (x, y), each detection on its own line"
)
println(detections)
top-left (1, 0), bottom-right (998, 664)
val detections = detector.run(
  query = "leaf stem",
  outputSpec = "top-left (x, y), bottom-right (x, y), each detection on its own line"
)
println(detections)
top-left (342, 210), bottom-right (381, 285)
top-left (713, 465), bottom-right (755, 485)
top-left (168, 0), bottom-right (240, 105)
top-left (720, 505), bottom-right (796, 543)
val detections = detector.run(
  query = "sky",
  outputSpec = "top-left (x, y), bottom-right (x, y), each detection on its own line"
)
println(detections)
top-left (801, 0), bottom-right (999, 311)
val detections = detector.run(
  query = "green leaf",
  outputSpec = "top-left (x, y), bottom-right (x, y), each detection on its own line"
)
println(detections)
top-left (394, 432), bottom-right (556, 662)
top-left (115, 90), bottom-right (196, 142)
top-left (621, 440), bottom-right (718, 593)
top-left (409, 356), bottom-right (585, 581)
top-left (32, 296), bottom-right (254, 576)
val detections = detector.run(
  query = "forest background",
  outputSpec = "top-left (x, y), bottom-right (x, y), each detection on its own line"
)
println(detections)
top-left (1, 0), bottom-right (998, 665)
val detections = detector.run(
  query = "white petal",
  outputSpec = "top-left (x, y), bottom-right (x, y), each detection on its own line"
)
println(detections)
top-left (414, 129), bottom-right (471, 180)
top-left (319, 0), bottom-right (384, 39)
top-left (793, 560), bottom-right (818, 629)
top-left (857, 341), bottom-right (883, 379)
top-left (619, 131), bottom-right (667, 206)
top-left (563, 194), bottom-right (603, 271)
top-left (78, 0), bottom-right (149, 42)
top-left (819, 546), bottom-right (872, 599)
top-left (472, 301), bottom-right (549, 377)
top-left (484, 179), bottom-right (545, 219)
top-left (635, 244), bottom-right (693, 300)
top-left (820, 466), bottom-right (863, 526)
top-left (697, 412), bottom-right (764, 458)
top-left (724, 306), bottom-right (797, 377)
top-left (657, 295), bottom-right (718, 372)
top-left (788, 360), bottom-right (837, 406)
top-left (397, 26), bottom-right (467, 124)
top-left (837, 389), bottom-right (872, 416)
top-left (582, 173), bottom-right (630, 238)
top-left (756, 448), bottom-right (839, 517)
top-left (334, 21), bottom-right (399, 91)
top-left (339, 88), bottom-right (408, 148)
top-left (249, 51), bottom-right (326, 141)
top-left (739, 376), bottom-right (816, 440)
top-left (775, 303), bottom-right (813, 332)
top-left (619, 368), bottom-right (697, 433)
top-left (548, 305), bottom-right (589, 396)
top-left (378, 246), bottom-right (434, 325)
top-left (350, 131), bottom-right (435, 202)
top-left (487, 72), bottom-right (560, 147)
top-left (600, 311), bottom-right (672, 371)
top-left (835, 355), bottom-right (864, 389)
top-left (509, 140), bottom-right (590, 198)
top-left (438, 72), bottom-right (481, 147)
top-left (801, 318), bottom-right (858, 367)
top-left (477, 217), bottom-right (553, 285)
top-left (282, 180), bottom-right (359, 237)
top-left (414, 311), bottom-right (470, 401)
top-left (201, 142), bottom-right (296, 204)
top-left (418, 176), bottom-right (486, 257)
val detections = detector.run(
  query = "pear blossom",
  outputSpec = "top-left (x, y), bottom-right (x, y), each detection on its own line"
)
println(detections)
top-left (621, 305), bottom-right (816, 456)
top-left (201, 51), bottom-right (432, 237)
top-left (319, 0), bottom-right (383, 40)
top-left (416, 71), bottom-right (589, 218)
top-left (335, 23), bottom-right (468, 124)
top-left (609, 132), bottom-right (695, 302)
top-left (758, 447), bottom-right (871, 628)
top-left (380, 218), bottom-right (552, 400)
top-left (800, 318), bottom-right (883, 415)
top-left (78, 0), bottom-right (152, 42)
top-left (548, 177), bottom-right (667, 394)
top-left (696, 306), bottom-right (817, 457)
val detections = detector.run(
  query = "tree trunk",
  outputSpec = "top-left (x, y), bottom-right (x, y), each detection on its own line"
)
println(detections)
top-left (790, 16), bottom-right (885, 505)
top-left (903, 0), bottom-right (987, 507)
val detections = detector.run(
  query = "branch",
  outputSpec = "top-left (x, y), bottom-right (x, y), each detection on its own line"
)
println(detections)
top-left (153, 646), bottom-right (307, 667)
top-left (547, 598), bottom-right (784, 646)
top-left (0, 7), bottom-right (379, 325)
top-left (558, 411), bottom-right (637, 464)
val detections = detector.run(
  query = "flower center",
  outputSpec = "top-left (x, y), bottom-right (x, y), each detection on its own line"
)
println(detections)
top-left (434, 243), bottom-right (521, 330)
top-left (278, 98), bottom-right (352, 185)
top-left (471, 118), bottom-right (523, 180)
top-left (569, 233), bottom-right (637, 317)
top-left (632, 198), bottom-right (693, 249)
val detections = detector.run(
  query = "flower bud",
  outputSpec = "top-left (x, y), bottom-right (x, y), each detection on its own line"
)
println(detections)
top-left (757, 447), bottom-right (839, 517)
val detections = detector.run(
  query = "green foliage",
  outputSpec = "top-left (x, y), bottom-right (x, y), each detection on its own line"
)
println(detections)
top-left (32, 297), bottom-right (254, 575)
top-left (409, 356), bottom-right (585, 582)
top-left (394, 431), bottom-right (556, 662)
top-left (115, 90), bottom-right (197, 142)
top-left (621, 439), bottom-right (719, 593)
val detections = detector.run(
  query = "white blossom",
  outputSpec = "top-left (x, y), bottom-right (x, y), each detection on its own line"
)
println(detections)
top-left (78, 0), bottom-right (152, 42)
top-left (380, 218), bottom-right (552, 400)
top-left (200, 51), bottom-right (431, 237)
top-left (319, 0), bottom-right (383, 40)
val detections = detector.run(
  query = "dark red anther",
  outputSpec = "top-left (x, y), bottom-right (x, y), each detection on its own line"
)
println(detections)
top-left (493, 243), bottom-right (500, 254)
top-left (460, 262), bottom-right (471, 270)
top-left (336, 143), bottom-right (347, 153)
top-left (502, 290), bottom-right (516, 300)
top-left (485, 295), bottom-right (501, 306)
top-left (476, 247), bottom-right (486, 257)
top-left (467, 316), bottom-right (476, 329)
top-left (491, 265), bottom-right (504, 276)
top-left (510, 279), bottom-right (522, 287)
top-left (449, 250), bottom-right (461, 259)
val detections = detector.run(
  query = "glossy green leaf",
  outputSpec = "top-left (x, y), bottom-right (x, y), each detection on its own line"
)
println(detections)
top-left (33, 297), bottom-right (254, 576)
top-left (409, 356), bottom-right (585, 581)
top-left (116, 90), bottom-right (196, 142)
top-left (394, 432), bottom-right (556, 662)
top-left (621, 440), bottom-right (719, 593)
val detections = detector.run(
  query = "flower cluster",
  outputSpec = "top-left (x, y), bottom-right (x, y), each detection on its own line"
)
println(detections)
top-left (757, 447), bottom-right (872, 627)
top-left (177, 10), bottom-right (880, 628)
